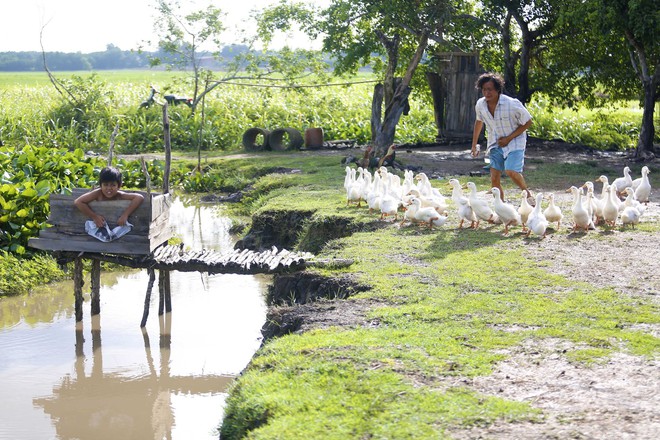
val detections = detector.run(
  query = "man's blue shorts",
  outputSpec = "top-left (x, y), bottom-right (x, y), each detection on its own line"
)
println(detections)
top-left (489, 148), bottom-right (525, 173)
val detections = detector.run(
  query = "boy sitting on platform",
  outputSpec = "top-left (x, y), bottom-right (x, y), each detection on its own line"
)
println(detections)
top-left (75, 166), bottom-right (144, 242)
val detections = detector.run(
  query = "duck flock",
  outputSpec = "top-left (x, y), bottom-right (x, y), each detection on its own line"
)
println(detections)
top-left (343, 164), bottom-right (653, 238)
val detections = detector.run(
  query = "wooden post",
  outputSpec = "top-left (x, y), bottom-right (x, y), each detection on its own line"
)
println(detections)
top-left (90, 259), bottom-right (101, 315)
top-left (140, 267), bottom-right (156, 328)
top-left (74, 258), bottom-right (84, 322)
top-left (158, 270), bottom-right (172, 315)
top-left (91, 314), bottom-right (103, 377)
top-left (162, 103), bottom-right (171, 194)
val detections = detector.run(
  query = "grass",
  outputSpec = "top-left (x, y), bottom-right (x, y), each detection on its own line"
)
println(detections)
top-left (218, 153), bottom-right (660, 439)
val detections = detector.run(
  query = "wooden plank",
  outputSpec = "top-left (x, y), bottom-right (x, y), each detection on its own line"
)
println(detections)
top-left (151, 193), bottom-right (172, 221)
top-left (28, 235), bottom-right (153, 255)
top-left (48, 195), bottom-right (152, 233)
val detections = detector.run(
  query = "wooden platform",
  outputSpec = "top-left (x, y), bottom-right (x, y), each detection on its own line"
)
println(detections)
top-left (28, 189), bottom-right (173, 255)
top-left (54, 245), bottom-right (318, 275)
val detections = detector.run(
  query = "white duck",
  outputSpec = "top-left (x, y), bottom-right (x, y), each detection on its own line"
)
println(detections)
top-left (408, 197), bottom-right (448, 229)
top-left (621, 205), bottom-right (641, 229)
top-left (517, 191), bottom-right (534, 231)
top-left (379, 179), bottom-right (399, 221)
top-left (366, 172), bottom-right (383, 214)
top-left (570, 186), bottom-right (592, 232)
top-left (466, 182), bottom-right (496, 227)
top-left (491, 187), bottom-right (521, 235)
top-left (343, 166), bottom-right (353, 193)
top-left (583, 182), bottom-right (604, 224)
top-left (449, 179), bottom-right (476, 228)
top-left (634, 166), bottom-right (651, 204)
top-left (623, 187), bottom-right (646, 216)
top-left (611, 166), bottom-right (633, 198)
top-left (401, 194), bottom-right (420, 225)
top-left (346, 170), bottom-right (365, 207)
top-left (602, 184), bottom-right (619, 227)
top-left (416, 173), bottom-right (446, 201)
top-left (526, 193), bottom-right (548, 238)
top-left (406, 188), bottom-right (448, 213)
top-left (543, 192), bottom-right (563, 230)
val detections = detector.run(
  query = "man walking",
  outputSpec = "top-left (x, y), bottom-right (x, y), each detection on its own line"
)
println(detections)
top-left (471, 72), bottom-right (533, 202)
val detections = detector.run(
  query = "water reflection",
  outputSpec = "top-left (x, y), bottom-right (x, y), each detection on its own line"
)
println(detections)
top-left (0, 197), bottom-right (268, 440)
top-left (33, 314), bottom-right (234, 440)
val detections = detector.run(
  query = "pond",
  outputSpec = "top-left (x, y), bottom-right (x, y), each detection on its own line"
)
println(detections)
top-left (0, 197), bottom-right (268, 440)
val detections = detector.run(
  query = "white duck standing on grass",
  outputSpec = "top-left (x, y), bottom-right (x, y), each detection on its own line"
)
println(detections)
top-left (379, 179), bottom-right (399, 221)
top-left (517, 190), bottom-right (534, 232)
top-left (602, 184), bottom-right (620, 227)
top-left (612, 166), bottom-right (633, 198)
top-left (621, 205), bottom-right (642, 229)
top-left (366, 171), bottom-right (383, 214)
top-left (569, 186), bottom-right (592, 232)
top-left (406, 188), bottom-right (448, 213)
top-left (449, 179), bottom-right (477, 228)
top-left (346, 169), bottom-right (366, 207)
top-left (543, 192), bottom-right (563, 230)
top-left (623, 187), bottom-right (646, 215)
top-left (466, 182), bottom-right (497, 228)
top-left (583, 181), bottom-right (604, 225)
top-left (407, 197), bottom-right (448, 229)
top-left (491, 187), bottom-right (521, 235)
top-left (343, 166), bottom-right (353, 193)
top-left (634, 166), bottom-right (651, 204)
top-left (526, 193), bottom-right (549, 238)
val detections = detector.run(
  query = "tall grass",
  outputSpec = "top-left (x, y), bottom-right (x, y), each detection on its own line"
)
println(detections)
top-left (0, 71), bottom-right (652, 153)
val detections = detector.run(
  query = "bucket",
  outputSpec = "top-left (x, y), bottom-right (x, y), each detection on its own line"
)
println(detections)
top-left (304, 128), bottom-right (324, 149)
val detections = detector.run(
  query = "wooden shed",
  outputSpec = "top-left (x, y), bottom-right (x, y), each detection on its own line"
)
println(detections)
top-left (426, 52), bottom-right (484, 140)
top-left (28, 189), bottom-right (173, 255)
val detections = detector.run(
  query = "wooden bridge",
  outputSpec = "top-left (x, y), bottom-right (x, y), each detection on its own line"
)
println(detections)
top-left (54, 244), bottom-right (315, 275)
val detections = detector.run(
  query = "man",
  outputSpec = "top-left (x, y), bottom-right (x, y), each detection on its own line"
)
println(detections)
top-left (471, 72), bottom-right (533, 202)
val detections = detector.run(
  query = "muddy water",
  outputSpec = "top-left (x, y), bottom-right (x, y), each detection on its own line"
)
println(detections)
top-left (0, 197), bottom-right (268, 440)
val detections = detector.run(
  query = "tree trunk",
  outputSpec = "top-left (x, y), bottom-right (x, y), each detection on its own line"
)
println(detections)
top-left (635, 76), bottom-right (658, 159)
top-left (502, 13), bottom-right (518, 97)
top-left (517, 29), bottom-right (532, 104)
top-left (370, 83), bottom-right (384, 142)
top-left (372, 32), bottom-right (429, 157)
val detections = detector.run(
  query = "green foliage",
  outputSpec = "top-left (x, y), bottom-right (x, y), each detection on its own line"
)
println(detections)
top-left (0, 145), bottom-right (102, 253)
top-left (0, 251), bottom-right (64, 296)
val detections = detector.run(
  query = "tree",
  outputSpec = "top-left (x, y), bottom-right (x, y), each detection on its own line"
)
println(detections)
top-left (258, 0), bottom-right (455, 157)
top-left (146, 0), bottom-right (225, 113)
top-left (551, 0), bottom-right (658, 158)
top-left (473, 0), bottom-right (562, 104)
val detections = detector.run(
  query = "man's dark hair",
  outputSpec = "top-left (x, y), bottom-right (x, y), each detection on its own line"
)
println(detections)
top-left (99, 166), bottom-right (122, 186)
top-left (476, 72), bottom-right (505, 93)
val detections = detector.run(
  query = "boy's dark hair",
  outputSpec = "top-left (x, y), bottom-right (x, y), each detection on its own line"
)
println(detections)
top-left (476, 72), bottom-right (505, 93)
top-left (99, 166), bottom-right (122, 186)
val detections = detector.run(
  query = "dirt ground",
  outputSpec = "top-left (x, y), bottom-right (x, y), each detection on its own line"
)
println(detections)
top-left (283, 139), bottom-right (660, 439)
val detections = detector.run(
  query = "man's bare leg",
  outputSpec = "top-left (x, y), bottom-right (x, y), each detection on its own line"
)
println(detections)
top-left (505, 170), bottom-right (532, 198)
top-left (490, 168), bottom-right (505, 200)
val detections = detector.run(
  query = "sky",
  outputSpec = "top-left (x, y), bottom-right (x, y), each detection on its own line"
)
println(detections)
top-left (0, 0), bottom-right (322, 53)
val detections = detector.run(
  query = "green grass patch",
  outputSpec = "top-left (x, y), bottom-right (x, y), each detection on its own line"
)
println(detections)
top-left (218, 154), bottom-right (659, 438)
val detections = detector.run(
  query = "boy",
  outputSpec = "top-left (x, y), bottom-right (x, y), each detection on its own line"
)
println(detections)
top-left (74, 166), bottom-right (144, 228)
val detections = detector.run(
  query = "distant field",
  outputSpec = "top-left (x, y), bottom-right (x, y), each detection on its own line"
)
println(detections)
top-left (0, 70), bottom-right (187, 87)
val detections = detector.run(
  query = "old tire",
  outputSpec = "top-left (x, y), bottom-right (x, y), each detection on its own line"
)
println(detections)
top-left (267, 128), bottom-right (304, 151)
top-left (242, 128), bottom-right (270, 151)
